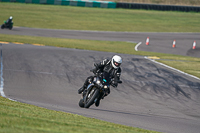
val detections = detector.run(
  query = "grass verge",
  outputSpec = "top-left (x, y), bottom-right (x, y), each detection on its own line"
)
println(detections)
top-left (0, 96), bottom-right (159, 133)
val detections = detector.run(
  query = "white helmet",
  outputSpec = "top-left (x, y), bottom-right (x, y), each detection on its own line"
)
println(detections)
top-left (10, 16), bottom-right (13, 19)
top-left (111, 55), bottom-right (122, 69)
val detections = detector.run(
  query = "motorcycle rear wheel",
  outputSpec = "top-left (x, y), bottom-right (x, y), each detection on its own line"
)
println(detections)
top-left (1, 24), bottom-right (5, 29)
top-left (84, 87), bottom-right (99, 108)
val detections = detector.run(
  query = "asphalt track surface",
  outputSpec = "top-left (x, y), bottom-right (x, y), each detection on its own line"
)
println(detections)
top-left (1, 27), bottom-right (200, 133)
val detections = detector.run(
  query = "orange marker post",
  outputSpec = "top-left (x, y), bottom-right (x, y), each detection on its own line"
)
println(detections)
top-left (192, 41), bottom-right (196, 49)
top-left (172, 40), bottom-right (176, 48)
top-left (146, 37), bottom-right (149, 45)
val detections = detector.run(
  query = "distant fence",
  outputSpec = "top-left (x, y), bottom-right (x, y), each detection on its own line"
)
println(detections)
top-left (116, 2), bottom-right (200, 12)
top-left (0, 0), bottom-right (117, 8)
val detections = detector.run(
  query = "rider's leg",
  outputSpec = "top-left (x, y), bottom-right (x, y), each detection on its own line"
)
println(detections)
top-left (95, 88), bottom-right (110, 107)
top-left (95, 93), bottom-right (104, 107)
top-left (78, 76), bottom-right (93, 94)
top-left (102, 88), bottom-right (110, 99)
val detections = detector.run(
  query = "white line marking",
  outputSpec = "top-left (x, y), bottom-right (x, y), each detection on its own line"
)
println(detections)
top-left (144, 56), bottom-right (200, 81)
top-left (135, 42), bottom-right (142, 51)
top-left (0, 44), bottom-right (5, 97)
top-left (0, 44), bottom-right (17, 101)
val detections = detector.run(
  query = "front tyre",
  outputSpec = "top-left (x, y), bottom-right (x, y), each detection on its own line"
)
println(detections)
top-left (79, 99), bottom-right (84, 108)
top-left (9, 26), bottom-right (12, 30)
top-left (84, 87), bottom-right (100, 108)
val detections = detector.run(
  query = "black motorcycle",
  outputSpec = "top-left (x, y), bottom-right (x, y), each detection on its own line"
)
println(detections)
top-left (79, 69), bottom-right (122, 108)
top-left (1, 20), bottom-right (13, 30)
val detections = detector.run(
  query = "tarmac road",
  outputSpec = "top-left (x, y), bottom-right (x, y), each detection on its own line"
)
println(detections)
top-left (1, 27), bottom-right (200, 133)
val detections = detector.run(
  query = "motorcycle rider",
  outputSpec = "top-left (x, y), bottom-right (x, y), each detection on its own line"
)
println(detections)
top-left (6, 16), bottom-right (13, 25)
top-left (78, 55), bottom-right (122, 107)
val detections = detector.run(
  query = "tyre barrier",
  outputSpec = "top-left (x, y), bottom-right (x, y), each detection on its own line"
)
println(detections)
top-left (0, 0), bottom-right (117, 8)
top-left (116, 2), bottom-right (200, 12)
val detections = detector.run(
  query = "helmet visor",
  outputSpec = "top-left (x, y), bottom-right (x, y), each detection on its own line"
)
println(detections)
top-left (113, 59), bottom-right (121, 67)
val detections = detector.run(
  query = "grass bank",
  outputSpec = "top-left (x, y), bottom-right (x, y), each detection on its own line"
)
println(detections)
top-left (0, 2), bottom-right (200, 32)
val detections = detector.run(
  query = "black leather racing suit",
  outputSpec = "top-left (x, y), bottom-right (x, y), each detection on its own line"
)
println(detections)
top-left (6, 18), bottom-right (12, 25)
top-left (82, 59), bottom-right (121, 95)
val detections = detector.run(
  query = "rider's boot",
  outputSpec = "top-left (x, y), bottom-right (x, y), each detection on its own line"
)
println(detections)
top-left (78, 84), bottom-right (87, 94)
top-left (102, 89), bottom-right (110, 99)
top-left (95, 93), bottom-right (109, 106)
top-left (78, 86), bottom-right (85, 94)
top-left (95, 93), bottom-right (104, 107)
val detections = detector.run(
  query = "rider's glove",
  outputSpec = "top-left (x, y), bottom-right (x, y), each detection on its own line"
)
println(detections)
top-left (93, 68), bottom-right (101, 75)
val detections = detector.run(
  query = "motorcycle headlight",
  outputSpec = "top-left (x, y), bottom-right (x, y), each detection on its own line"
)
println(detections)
top-left (97, 80), bottom-right (100, 84)
top-left (104, 85), bottom-right (108, 89)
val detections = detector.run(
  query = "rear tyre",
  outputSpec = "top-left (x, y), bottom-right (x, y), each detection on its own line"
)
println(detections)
top-left (79, 99), bottom-right (84, 108)
top-left (1, 24), bottom-right (5, 29)
top-left (84, 87), bottom-right (100, 108)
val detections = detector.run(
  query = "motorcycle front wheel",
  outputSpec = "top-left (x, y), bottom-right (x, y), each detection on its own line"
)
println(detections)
top-left (9, 26), bottom-right (12, 30)
top-left (79, 99), bottom-right (84, 108)
top-left (84, 87), bottom-right (100, 108)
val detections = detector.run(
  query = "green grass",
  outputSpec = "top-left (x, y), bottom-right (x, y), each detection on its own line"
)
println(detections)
top-left (158, 60), bottom-right (200, 78)
top-left (0, 96), bottom-right (159, 133)
top-left (0, 2), bottom-right (200, 32)
top-left (0, 34), bottom-right (137, 53)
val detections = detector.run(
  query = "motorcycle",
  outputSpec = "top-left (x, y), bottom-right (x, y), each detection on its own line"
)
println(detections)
top-left (79, 68), bottom-right (122, 108)
top-left (1, 20), bottom-right (13, 30)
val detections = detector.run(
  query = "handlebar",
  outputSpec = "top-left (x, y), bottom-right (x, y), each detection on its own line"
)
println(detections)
top-left (90, 68), bottom-right (122, 86)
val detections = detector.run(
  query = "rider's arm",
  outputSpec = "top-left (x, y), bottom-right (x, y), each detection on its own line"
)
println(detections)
top-left (113, 68), bottom-right (121, 87)
top-left (96, 59), bottom-right (109, 68)
top-left (93, 59), bottom-right (109, 73)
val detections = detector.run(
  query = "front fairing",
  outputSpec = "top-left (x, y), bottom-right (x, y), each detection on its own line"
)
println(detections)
top-left (4, 20), bottom-right (13, 25)
top-left (102, 72), bottom-right (111, 86)
top-left (93, 72), bottom-right (111, 90)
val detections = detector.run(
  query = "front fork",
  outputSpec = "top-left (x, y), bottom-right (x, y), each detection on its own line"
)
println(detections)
top-left (82, 83), bottom-right (106, 104)
top-left (82, 83), bottom-right (94, 101)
